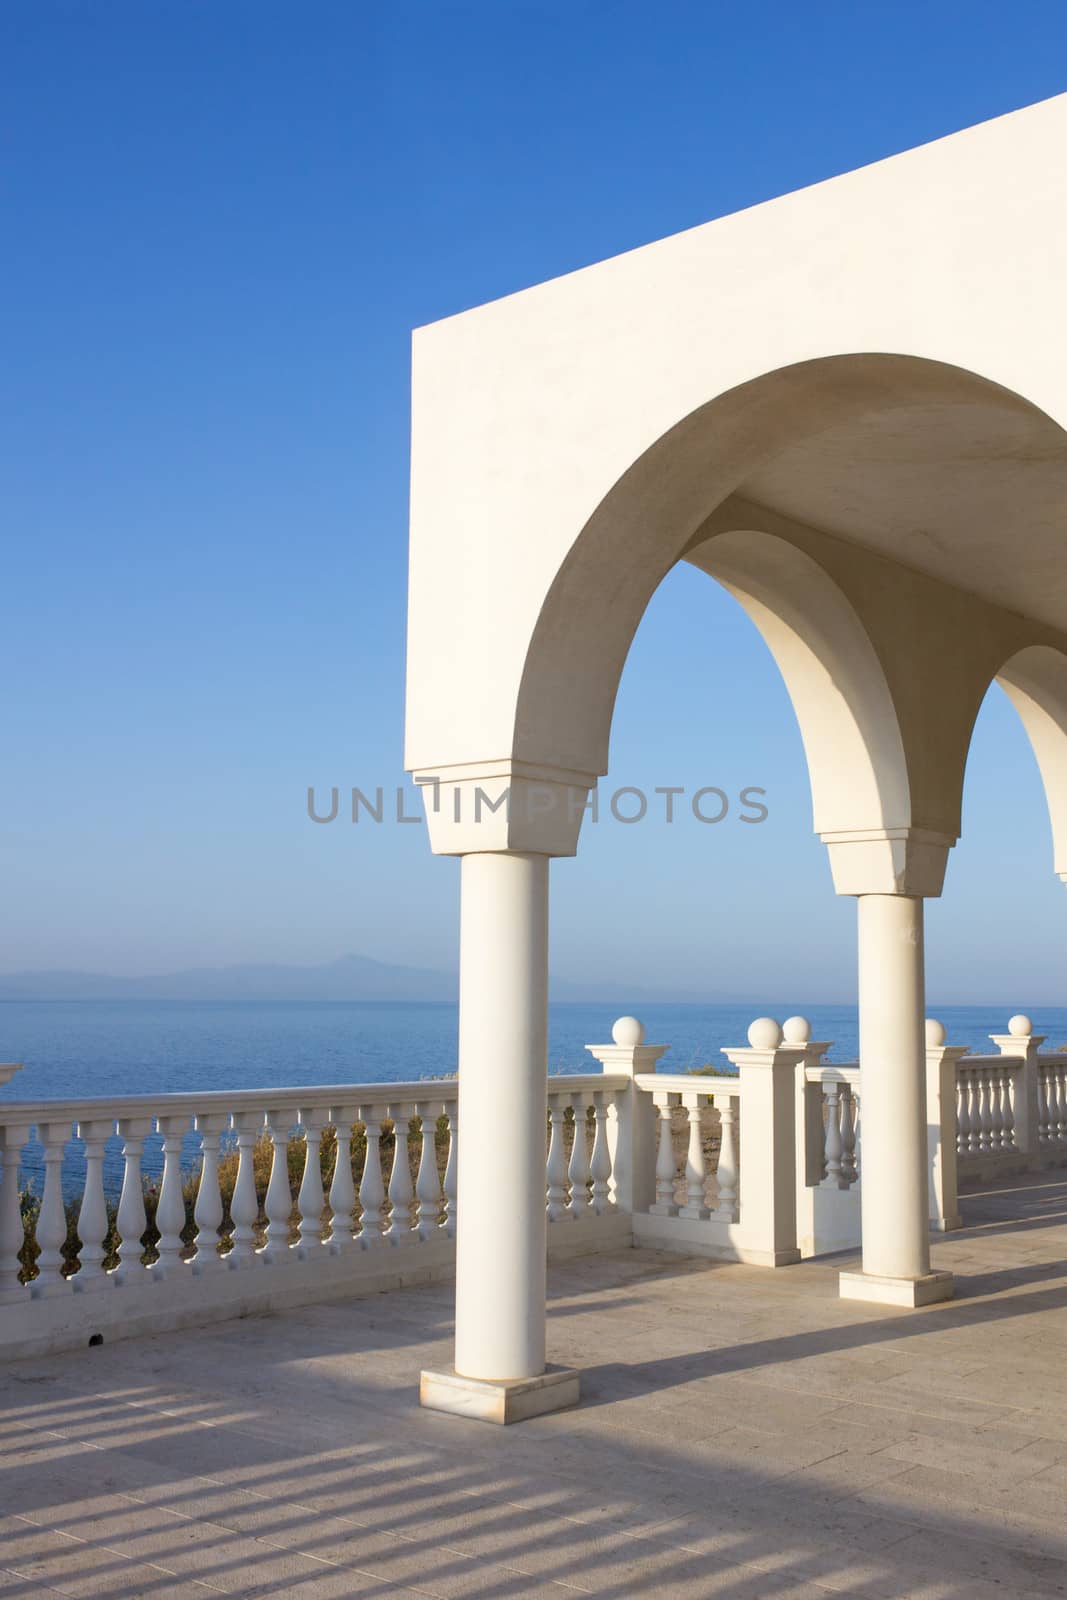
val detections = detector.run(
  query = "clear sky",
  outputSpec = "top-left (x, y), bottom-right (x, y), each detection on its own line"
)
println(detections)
top-left (5, 2), bottom-right (1067, 1004)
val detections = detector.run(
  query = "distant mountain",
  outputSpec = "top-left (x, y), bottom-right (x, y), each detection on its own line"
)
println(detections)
top-left (0, 954), bottom-right (685, 1004)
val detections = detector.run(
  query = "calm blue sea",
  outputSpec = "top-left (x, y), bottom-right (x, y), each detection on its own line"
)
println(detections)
top-left (1, 999), bottom-right (1063, 1199)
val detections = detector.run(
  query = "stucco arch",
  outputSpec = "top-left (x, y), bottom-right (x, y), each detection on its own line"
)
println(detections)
top-left (508, 351), bottom-right (1063, 797)
top-left (683, 529), bottom-right (910, 837)
top-left (993, 647), bottom-right (1067, 881)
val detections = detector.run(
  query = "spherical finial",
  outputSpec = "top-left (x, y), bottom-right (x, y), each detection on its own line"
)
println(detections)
top-left (925, 1018), bottom-right (946, 1048)
top-left (747, 1017), bottom-right (782, 1050)
top-left (783, 1016), bottom-right (811, 1045)
top-left (612, 1015), bottom-right (646, 1048)
top-left (1008, 1013), bottom-right (1033, 1038)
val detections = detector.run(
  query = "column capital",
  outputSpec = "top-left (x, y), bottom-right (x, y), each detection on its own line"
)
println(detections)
top-left (820, 827), bottom-right (956, 898)
top-left (412, 762), bottom-right (597, 856)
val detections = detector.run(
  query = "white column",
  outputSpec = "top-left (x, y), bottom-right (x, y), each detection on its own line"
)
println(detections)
top-left (421, 850), bottom-right (578, 1423)
top-left (840, 894), bottom-right (954, 1307)
top-left (455, 851), bottom-right (548, 1379)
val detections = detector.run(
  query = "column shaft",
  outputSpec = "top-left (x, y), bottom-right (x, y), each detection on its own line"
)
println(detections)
top-left (454, 851), bottom-right (548, 1381)
top-left (856, 893), bottom-right (930, 1280)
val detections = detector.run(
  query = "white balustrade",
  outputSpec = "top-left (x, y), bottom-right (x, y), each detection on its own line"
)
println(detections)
top-left (264, 1112), bottom-right (294, 1258)
top-left (0, 1126), bottom-right (27, 1299)
top-left (715, 1097), bottom-right (739, 1220)
top-left (329, 1110), bottom-right (359, 1248)
top-left (810, 1069), bottom-right (861, 1191)
top-left (6, 1013), bottom-right (1066, 1364)
top-left (679, 1091), bottom-right (709, 1219)
top-left (568, 1094), bottom-right (592, 1219)
top-left (227, 1114), bottom-right (261, 1267)
top-left (74, 1119), bottom-right (111, 1289)
top-left (840, 1086), bottom-right (859, 1184)
top-left (589, 1090), bottom-right (613, 1215)
top-left (192, 1113), bottom-right (227, 1271)
top-left (414, 1103), bottom-right (443, 1239)
top-left (297, 1114), bottom-right (327, 1252)
top-left (359, 1108), bottom-right (387, 1246)
top-left (34, 1123), bottom-right (69, 1297)
top-left (442, 1107), bottom-right (457, 1238)
top-left (386, 1104), bottom-right (416, 1244)
top-left (546, 1094), bottom-right (571, 1222)
top-left (115, 1118), bottom-right (149, 1278)
top-left (650, 1095), bottom-right (678, 1216)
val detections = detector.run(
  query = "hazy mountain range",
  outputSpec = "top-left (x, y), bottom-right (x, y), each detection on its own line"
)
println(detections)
top-left (0, 953), bottom-right (685, 1004)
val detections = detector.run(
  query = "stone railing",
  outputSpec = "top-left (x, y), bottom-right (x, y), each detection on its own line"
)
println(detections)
top-left (0, 1071), bottom-right (631, 1359)
top-left (4, 1012), bottom-right (1065, 1359)
top-left (786, 1012), bottom-right (1067, 1256)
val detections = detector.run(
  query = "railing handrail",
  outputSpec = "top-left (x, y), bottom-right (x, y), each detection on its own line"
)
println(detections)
top-left (957, 1053), bottom-right (1020, 1070)
top-left (632, 1071), bottom-right (741, 1097)
top-left (0, 1069), bottom-right (630, 1129)
top-left (803, 1062), bottom-right (860, 1085)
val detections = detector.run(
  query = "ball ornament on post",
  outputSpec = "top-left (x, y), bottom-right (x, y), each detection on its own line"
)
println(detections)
top-left (611, 1016), bottom-right (646, 1048)
top-left (747, 1017), bottom-right (783, 1051)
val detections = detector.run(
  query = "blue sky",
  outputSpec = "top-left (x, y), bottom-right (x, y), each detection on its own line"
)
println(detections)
top-left (4, 2), bottom-right (1067, 1003)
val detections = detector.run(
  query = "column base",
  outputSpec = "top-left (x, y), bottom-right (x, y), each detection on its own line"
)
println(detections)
top-left (420, 1364), bottom-right (579, 1424)
top-left (839, 1269), bottom-right (954, 1308)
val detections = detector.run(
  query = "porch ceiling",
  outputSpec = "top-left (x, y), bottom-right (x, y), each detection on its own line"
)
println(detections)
top-left (737, 395), bottom-right (1067, 633)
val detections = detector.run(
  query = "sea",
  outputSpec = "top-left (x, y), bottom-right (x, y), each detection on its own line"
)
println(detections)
top-left (1, 999), bottom-right (1062, 1201)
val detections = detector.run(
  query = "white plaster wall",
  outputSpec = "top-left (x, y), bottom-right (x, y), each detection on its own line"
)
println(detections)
top-left (407, 93), bottom-right (1067, 845)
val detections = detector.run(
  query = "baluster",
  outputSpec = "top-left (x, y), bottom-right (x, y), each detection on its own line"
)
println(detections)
top-left (414, 1103), bottom-right (442, 1240)
top-left (115, 1117), bottom-right (149, 1279)
top-left (568, 1094), bottom-right (591, 1218)
top-left (959, 1070), bottom-right (975, 1154)
top-left (74, 1119), bottom-right (112, 1289)
top-left (589, 1090), bottom-right (612, 1214)
top-left (546, 1096), bottom-right (570, 1221)
top-left (967, 1071), bottom-right (983, 1154)
top-left (358, 1109), bottom-right (386, 1246)
top-left (987, 1066), bottom-right (1005, 1152)
top-left (296, 1113), bottom-right (327, 1251)
top-left (851, 1092), bottom-right (862, 1179)
top-left (442, 1106), bottom-right (457, 1238)
top-left (679, 1092), bottom-right (708, 1219)
top-left (329, 1110), bottom-right (358, 1249)
top-left (650, 1096), bottom-right (678, 1216)
top-left (33, 1122), bottom-right (70, 1296)
top-left (999, 1067), bottom-right (1016, 1151)
top-left (227, 1114), bottom-right (261, 1267)
top-left (382, 1105), bottom-right (412, 1243)
top-left (1048, 1068), bottom-right (1061, 1144)
top-left (714, 1095), bottom-right (739, 1220)
top-left (264, 1112), bottom-right (294, 1259)
top-left (1038, 1069), bottom-right (1051, 1144)
top-left (822, 1082), bottom-right (843, 1187)
top-left (977, 1069), bottom-right (994, 1154)
top-left (191, 1113), bottom-right (227, 1271)
top-left (0, 1126), bottom-right (29, 1298)
top-left (152, 1115), bottom-right (189, 1276)
top-left (1056, 1066), bottom-right (1067, 1143)
top-left (840, 1085), bottom-right (858, 1185)
top-left (956, 1074), bottom-right (969, 1155)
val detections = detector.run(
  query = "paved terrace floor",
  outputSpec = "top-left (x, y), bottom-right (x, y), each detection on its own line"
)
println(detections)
top-left (3, 1173), bottom-right (1067, 1600)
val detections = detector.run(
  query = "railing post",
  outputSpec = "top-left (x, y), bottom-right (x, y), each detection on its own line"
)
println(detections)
top-left (924, 1020), bottom-right (967, 1232)
top-left (721, 1019), bottom-right (804, 1266)
top-left (585, 1016), bottom-right (668, 1214)
top-left (990, 1014), bottom-right (1045, 1158)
